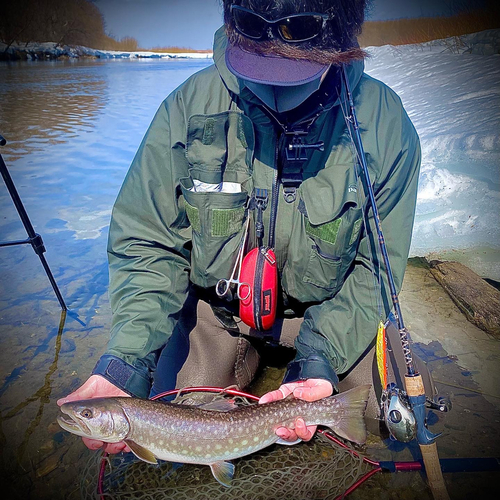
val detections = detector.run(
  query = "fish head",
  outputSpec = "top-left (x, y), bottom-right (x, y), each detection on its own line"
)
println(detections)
top-left (57, 398), bottom-right (130, 442)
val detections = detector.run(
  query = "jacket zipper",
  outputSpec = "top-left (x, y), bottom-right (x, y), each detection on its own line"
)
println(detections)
top-left (268, 136), bottom-right (281, 249)
top-left (253, 248), bottom-right (266, 330)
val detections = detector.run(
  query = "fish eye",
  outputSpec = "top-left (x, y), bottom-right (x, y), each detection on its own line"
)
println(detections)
top-left (80, 408), bottom-right (93, 419)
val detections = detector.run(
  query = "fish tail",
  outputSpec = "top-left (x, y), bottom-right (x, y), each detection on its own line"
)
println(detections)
top-left (324, 385), bottom-right (371, 444)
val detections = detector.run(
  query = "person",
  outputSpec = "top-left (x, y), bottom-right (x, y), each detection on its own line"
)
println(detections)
top-left (58, 0), bottom-right (421, 455)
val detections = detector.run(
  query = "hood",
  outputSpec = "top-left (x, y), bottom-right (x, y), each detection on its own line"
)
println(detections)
top-left (213, 26), bottom-right (365, 104)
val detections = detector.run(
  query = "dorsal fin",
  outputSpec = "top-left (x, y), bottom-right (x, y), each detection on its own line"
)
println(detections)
top-left (198, 399), bottom-right (239, 412)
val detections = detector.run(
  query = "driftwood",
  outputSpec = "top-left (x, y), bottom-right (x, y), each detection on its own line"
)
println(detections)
top-left (429, 260), bottom-right (500, 336)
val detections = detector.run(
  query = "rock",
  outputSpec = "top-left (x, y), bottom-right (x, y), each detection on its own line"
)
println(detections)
top-left (39, 440), bottom-right (55, 455)
top-left (36, 454), bottom-right (60, 478)
top-left (47, 421), bottom-right (61, 435)
top-left (429, 260), bottom-right (500, 336)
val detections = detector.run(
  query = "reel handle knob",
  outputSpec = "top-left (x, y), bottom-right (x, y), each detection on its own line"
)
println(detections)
top-left (427, 396), bottom-right (452, 413)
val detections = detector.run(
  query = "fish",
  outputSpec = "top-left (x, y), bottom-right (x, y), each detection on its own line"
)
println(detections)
top-left (57, 384), bottom-right (370, 487)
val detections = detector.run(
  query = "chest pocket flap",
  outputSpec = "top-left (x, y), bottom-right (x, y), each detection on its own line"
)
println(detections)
top-left (300, 162), bottom-right (359, 227)
top-left (186, 111), bottom-right (255, 184)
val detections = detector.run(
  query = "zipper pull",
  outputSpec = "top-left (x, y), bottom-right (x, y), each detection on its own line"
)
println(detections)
top-left (262, 247), bottom-right (276, 265)
top-left (253, 188), bottom-right (268, 247)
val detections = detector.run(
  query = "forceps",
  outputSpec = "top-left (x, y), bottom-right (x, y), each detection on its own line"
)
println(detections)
top-left (216, 216), bottom-right (251, 301)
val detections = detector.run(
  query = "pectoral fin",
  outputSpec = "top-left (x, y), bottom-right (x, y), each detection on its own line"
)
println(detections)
top-left (210, 460), bottom-right (235, 487)
top-left (276, 437), bottom-right (302, 446)
top-left (125, 440), bottom-right (158, 464)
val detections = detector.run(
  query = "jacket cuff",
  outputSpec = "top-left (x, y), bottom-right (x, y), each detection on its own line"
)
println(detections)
top-left (92, 355), bottom-right (152, 398)
top-left (283, 353), bottom-right (339, 390)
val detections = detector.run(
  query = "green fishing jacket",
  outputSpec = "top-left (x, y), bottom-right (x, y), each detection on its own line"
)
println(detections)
top-left (97, 28), bottom-right (421, 397)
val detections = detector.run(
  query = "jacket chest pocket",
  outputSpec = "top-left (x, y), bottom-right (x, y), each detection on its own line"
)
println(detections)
top-left (282, 166), bottom-right (364, 303)
top-left (181, 111), bottom-right (255, 288)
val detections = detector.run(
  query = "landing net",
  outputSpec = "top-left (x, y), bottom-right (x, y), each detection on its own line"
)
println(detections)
top-left (79, 390), bottom-right (372, 500)
top-left (81, 434), bottom-right (372, 500)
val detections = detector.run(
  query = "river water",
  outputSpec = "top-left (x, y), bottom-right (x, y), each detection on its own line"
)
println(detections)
top-left (0, 58), bottom-right (213, 499)
top-left (0, 58), bottom-right (499, 499)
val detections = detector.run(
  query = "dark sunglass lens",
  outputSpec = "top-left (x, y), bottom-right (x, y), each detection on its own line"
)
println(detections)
top-left (233, 9), bottom-right (267, 39)
top-left (279, 15), bottom-right (323, 41)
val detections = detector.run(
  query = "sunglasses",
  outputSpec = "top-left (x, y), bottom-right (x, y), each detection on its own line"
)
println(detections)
top-left (230, 5), bottom-right (330, 43)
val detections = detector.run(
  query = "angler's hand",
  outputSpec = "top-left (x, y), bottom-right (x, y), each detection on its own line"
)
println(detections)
top-left (57, 374), bottom-right (131, 454)
top-left (259, 378), bottom-right (333, 442)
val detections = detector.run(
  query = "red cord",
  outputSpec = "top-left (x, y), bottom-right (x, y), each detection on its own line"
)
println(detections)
top-left (335, 467), bottom-right (383, 500)
top-left (150, 386), bottom-right (261, 402)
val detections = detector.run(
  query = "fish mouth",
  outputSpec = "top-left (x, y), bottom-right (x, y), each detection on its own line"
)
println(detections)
top-left (57, 410), bottom-right (91, 437)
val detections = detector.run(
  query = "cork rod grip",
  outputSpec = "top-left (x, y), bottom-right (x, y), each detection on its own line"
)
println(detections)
top-left (421, 442), bottom-right (451, 500)
top-left (405, 374), bottom-right (450, 500)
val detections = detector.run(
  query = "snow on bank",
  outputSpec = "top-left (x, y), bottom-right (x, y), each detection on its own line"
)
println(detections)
top-left (0, 41), bottom-right (213, 60)
top-left (365, 29), bottom-right (500, 278)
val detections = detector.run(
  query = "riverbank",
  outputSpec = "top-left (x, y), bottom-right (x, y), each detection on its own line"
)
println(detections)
top-left (0, 41), bottom-right (213, 61)
top-left (1, 29), bottom-right (498, 61)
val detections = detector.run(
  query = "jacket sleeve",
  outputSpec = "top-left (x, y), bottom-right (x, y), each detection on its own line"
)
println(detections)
top-left (93, 93), bottom-right (192, 397)
top-left (284, 101), bottom-right (421, 389)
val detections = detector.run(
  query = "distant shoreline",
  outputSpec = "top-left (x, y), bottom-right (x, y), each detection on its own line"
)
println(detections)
top-left (1, 28), bottom-right (498, 62)
top-left (0, 41), bottom-right (213, 61)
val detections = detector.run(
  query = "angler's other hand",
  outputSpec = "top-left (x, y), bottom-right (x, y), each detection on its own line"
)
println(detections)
top-left (259, 378), bottom-right (333, 442)
top-left (57, 374), bottom-right (131, 454)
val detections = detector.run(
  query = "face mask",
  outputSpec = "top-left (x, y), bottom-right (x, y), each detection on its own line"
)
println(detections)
top-left (244, 76), bottom-right (323, 113)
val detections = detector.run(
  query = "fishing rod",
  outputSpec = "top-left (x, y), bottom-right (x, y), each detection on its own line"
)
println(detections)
top-left (339, 65), bottom-right (449, 500)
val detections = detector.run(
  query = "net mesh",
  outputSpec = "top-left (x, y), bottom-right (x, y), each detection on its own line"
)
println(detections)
top-left (80, 434), bottom-right (371, 500)
top-left (79, 391), bottom-right (372, 500)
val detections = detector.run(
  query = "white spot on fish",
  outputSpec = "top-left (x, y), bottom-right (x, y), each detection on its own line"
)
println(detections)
top-left (241, 440), bottom-right (248, 446)
top-left (216, 444), bottom-right (222, 450)
top-left (253, 436), bottom-right (259, 442)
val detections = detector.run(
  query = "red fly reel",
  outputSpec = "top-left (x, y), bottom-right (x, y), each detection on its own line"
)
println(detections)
top-left (239, 247), bottom-right (277, 331)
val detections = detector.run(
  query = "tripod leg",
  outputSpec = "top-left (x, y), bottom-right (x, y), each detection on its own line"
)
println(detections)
top-left (38, 253), bottom-right (67, 311)
top-left (1, 146), bottom-right (67, 311)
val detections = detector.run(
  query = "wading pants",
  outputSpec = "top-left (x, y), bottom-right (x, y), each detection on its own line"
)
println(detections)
top-left (150, 290), bottom-right (435, 419)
